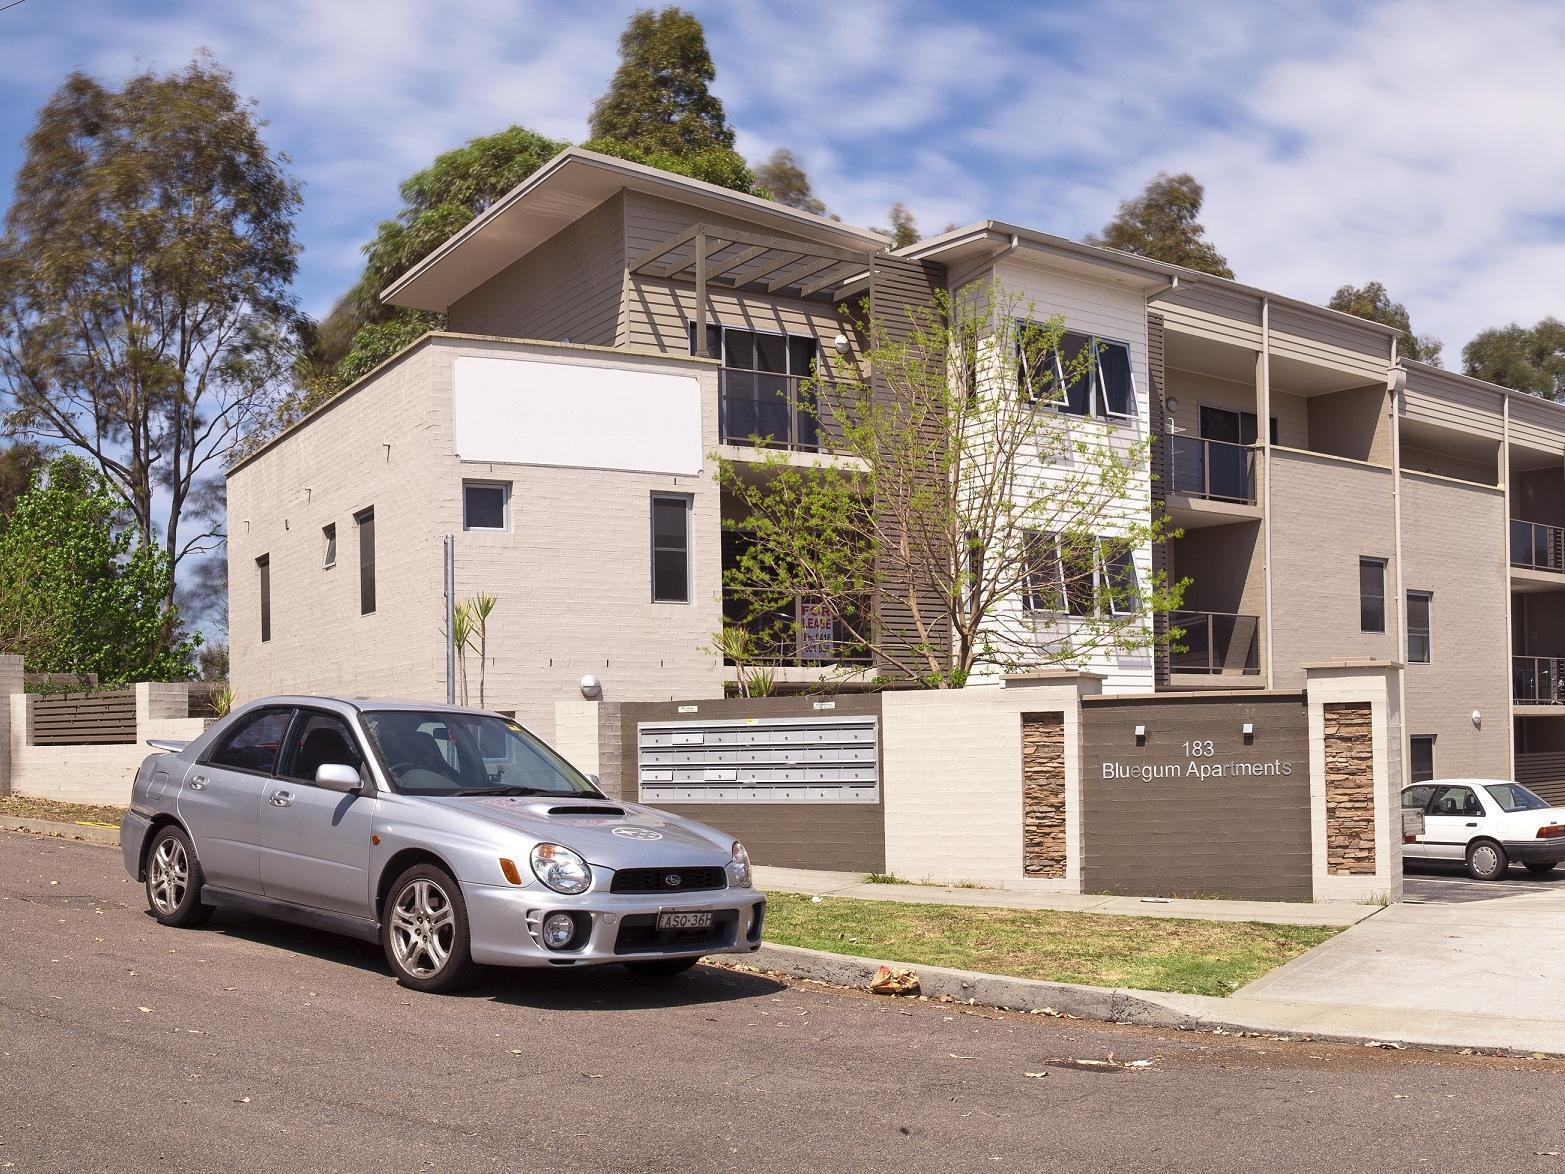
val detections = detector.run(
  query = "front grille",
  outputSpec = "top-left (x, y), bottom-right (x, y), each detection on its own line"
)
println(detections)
top-left (610, 866), bottom-right (727, 894)
top-left (614, 910), bottom-right (739, 955)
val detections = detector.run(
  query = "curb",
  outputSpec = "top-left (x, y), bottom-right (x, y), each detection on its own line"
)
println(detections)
top-left (0, 818), bottom-right (121, 846)
top-left (730, 942), bottom-right (1565, 1059)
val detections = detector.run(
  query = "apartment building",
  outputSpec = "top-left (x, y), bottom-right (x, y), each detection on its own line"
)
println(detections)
top-left (227, 147), bottom-right (1565, 795)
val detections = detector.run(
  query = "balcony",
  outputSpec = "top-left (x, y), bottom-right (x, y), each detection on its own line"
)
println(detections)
top-left (1162, 436), bottom-right (1262, 530)
top-left (1515, 656), bottom-right (1565, 707)
top-left (719, 370), bottom-right (824, 453)
top-left (723, 595), bottom-right (873, 668)
top-left (1511, 519), bottom-right (1565, 573)
top-left (1168, 610), bottom-right (1261, 678)
top-left (1169, 435), bottom-right (1257, 504)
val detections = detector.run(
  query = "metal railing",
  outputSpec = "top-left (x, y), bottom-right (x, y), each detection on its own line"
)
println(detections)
top-left (1168, 610), bottom-right (1261, 675)
top-left (719, 370), bottom-right (831, 452)
top-left (1167, 435), bottom-right (1257, 504)
top-left (1514, 656), bottom-right (1565, 705)
top-left (723, 595), bottom-right (873, 667)
top-left (1511, 518), bottom-right (1565, 573)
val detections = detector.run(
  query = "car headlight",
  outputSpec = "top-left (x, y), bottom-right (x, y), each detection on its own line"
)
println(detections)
top-left (530, 843), bottom-right (592, 894)
top-left (728, 840), bottom-right (752, 889)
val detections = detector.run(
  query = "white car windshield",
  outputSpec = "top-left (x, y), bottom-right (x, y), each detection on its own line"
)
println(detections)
top-left (1482, 782), bottom-right (1551, 813)
top-left (362, 710), bottom-right (600, 798)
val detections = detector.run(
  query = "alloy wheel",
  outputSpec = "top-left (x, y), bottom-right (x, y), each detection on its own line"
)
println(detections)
top-left (389, 878), bottom-right (457, 978)
top-left (148, 836), bottom-right (189, 915)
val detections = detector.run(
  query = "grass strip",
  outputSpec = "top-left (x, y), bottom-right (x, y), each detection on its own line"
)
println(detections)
top-left (0, 794), bottom-right (126, 827)
top-left (762, 891), bottom-right (1336, 997)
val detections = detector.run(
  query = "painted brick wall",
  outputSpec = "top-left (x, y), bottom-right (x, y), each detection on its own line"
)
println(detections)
top-left (227, 336), bottom-right (726, 739)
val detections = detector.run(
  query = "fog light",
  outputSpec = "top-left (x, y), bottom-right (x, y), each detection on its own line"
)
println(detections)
top-left (542, 912), bottom-right (577, 950)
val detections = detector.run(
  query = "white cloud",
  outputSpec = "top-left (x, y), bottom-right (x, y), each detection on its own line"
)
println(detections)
top-left (1, 0), bottom-right (1561, 353)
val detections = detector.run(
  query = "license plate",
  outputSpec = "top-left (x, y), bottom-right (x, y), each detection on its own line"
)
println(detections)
top-left (657, 910), bottom-right (713, 931)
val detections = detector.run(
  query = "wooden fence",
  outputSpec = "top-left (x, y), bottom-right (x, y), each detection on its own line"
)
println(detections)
top-left (29, 689), bottom-right (137, 746)
top-left (1517, 752), bottom-right (1565, 806)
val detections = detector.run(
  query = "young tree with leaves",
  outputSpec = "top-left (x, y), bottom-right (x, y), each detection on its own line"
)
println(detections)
top-left (1327, 282), bottom-right (1441, 365)
top-left (876, 203), bottom-right (920, 249)
top-left (1463, 318), bottom-right (1565, 401)
top-left (756, 148), bottom-right (826, 215)
top-left (0, 455), bottom-right (197, 683)
top-left (1087, 173), bottom-right (1233, 278)
top-left (0, 59), bottom-right (303, 627)
top-left (719, 284), bottom-right (1182, 686)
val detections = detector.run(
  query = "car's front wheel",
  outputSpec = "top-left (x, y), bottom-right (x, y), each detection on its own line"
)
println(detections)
top-left (624, 956), bottom-right (701, 980)
top-left (1526, 861), bottom-right (1559, 876)
top-left (144, 825), bottom-right (214, 928)
top-left (381, 864), bottom-right (478, 993)
top-left (1466, 839), bottom-right (1509, 881)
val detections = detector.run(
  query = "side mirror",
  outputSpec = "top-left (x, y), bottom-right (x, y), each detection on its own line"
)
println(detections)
top-left (315, 763), bottom-right (363, 794)
top-left (586, 773), bottom-right (601, 787)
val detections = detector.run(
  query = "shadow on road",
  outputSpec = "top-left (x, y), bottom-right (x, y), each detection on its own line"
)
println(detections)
top-left (199, 908), bottom-right (786, 1009)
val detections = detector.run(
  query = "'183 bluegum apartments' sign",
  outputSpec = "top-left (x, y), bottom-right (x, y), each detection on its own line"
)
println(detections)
top-left (1102, 738), bottom-right (1298, 781)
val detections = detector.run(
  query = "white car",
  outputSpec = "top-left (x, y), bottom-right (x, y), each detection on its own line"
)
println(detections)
top-left (1402, 779), bottom-right (1565, 880)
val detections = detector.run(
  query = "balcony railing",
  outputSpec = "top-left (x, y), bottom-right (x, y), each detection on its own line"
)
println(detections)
top-left (723, 595), bottom-right (873, 667)
top-left (1511, 519), bottom-right (1565, 573)
top-left (1515, 656), bottom-right (1565, 705)
top-left (1167, 435), bottom-right (1257, 505)
top-left (1169, 610), bottom-right (1261, 675)
top-left (719, 370), bottom-right (830, 452)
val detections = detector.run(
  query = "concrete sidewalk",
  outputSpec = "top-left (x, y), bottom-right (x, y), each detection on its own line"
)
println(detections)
top-left (753, 866), bottom-right (1377, 927)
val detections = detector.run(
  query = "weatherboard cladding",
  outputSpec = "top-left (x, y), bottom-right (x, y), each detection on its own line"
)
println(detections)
top-left (447, 191), bottom-right (626, 346)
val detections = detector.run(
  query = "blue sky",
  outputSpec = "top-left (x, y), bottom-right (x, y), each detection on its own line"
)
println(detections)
top-left (3, 0), bottom-right (1563, 361)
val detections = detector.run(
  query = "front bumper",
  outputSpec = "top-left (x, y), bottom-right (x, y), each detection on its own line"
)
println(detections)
top-left (1502, 839), bottom-right (1565, 865)
top-left (462, 880), bottom-right (766, 968)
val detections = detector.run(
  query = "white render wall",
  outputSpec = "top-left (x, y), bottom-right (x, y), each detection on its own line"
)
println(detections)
top-left (961, 254), bottom-right (1157, 695)
top-left (227, 336), bottom-right (727, 740)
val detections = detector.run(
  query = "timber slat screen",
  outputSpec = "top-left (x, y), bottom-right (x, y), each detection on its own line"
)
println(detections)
top-left (29, 689), bottom-right (137, 745)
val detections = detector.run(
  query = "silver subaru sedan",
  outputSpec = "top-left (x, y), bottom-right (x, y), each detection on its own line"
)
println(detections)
top-left (120, 696), bottom-right (764, 992)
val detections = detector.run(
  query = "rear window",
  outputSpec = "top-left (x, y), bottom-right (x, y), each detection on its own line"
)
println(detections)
top-left (1483, 783), bottom-right (1550, 813)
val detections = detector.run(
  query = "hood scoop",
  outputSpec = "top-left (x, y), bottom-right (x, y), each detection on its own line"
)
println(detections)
top-left (548, 805), bottom-right (627, 817)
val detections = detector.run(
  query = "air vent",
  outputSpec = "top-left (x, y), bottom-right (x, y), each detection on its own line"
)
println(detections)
top-left (548, 805), bottom-right (626, 817)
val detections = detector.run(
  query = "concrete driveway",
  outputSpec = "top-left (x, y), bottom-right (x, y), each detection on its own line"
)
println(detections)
top-left (1238, 867), bottom-right (1565, 1023)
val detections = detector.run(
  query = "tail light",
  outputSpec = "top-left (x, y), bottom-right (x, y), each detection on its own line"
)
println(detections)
top-left (1537, 825), bottom-right (1565, 840)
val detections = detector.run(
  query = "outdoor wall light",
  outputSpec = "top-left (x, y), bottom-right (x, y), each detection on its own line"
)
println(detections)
top-left (832, 332), bottom-right (851, 356)
top-left (1134, 724), bottom-right (1147, 745)
top-left (1165, 396), bottom-right (1180, 414)
top-left (1472, 710), bottom-right (1482, 729)
top-left (579, 674), bottom-right (603, 701)
top-left (1242, 721), bottom-right (1255, 744)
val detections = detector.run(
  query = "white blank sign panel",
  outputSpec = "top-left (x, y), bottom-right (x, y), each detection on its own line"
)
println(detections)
top-left (452, 355), bottom-right (703, 475)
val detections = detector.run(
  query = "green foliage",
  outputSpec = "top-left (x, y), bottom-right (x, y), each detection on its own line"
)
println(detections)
top-left (1086, 172), bottom-right (1234, 278)
top-left (338, 312), bottom-right (443, 385)
top-left (875, 203), bottom-right (920, 249)
top-left (0, 57), bottom-right (303, 605)
top-left (0, 440), bottom-right (46, 521)
top-left (588, 7), bottom-right (735, 155)
top-left (718, 283), bottom-right (1184, 686)
top-left (0, 456), bottom-right (197, 683)
top-left (582, 136), bottom-right (760, 194)
top-left (1463, 318), bottom-right (1565, 401)
top-left (1327, 282), bottom-right (1442, 365)
top-left (755, 148), bottom-right (826, 215)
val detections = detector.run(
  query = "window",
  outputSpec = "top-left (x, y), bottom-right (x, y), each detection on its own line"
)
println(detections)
top-left (1101, 542), bottom-right (1140, 616)
top-left (1016, 323), bottom-right (1135, 418)
top-left (356, 507), bottom-right (376, 616)
top-left (207, 707), bottom-right (293, 775)
top-left (1409, 736), bottom-right (1435, 784)
top-left (463, 481), bottom-right (509, 531)
top-left (694, 323), bottom-right (820, 449)
top-left (282, 711), bottom-right (364, 784)
top-left (1061, 538), bottom-right (1097, 617)
top-left (1405, 590), bottom-right (1432, 664)
top-left (1484, 782), bottom-right (1550, 812)
top-left (257, 555), bottom-right (271, 643)
top-left (1402, 782), bottom-right (1435, 809)
top-left (1430, 783), bottom-right (1482, 817)
top-left (322, 524), bottom-right (336, 569)
top-left (1359, 558), bottom-right (1386, 633)
top-left (1021, 531), bottom-right (1060, 612)
top-left (651, 494), bottom-right (691, 603)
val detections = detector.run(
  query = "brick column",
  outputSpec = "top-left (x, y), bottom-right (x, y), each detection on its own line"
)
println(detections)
top-left (1021, 714), bottom-right (1066, 878)
top-left (0, 655), bottom-right (21, 796)
top-left (1305, 660), bottom-right (1403, 902)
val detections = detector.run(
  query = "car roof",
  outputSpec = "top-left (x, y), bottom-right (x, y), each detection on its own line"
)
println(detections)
top-left (241, 695), bottom-right (509, 720)
top-left (1402, 778), bottom-right (1520, 789)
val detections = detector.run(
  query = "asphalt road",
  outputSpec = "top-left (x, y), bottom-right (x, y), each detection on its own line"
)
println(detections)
top-left (5, 833), bottom-right (1565, 1174)
top-left (1404, 860), bottom-right (1565, 904)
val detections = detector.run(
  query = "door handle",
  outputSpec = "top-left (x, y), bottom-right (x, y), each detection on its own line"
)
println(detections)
top-left (270, 791), bottom-right (293, 808)
top-left (1465, 821), bottom-right (1478, 827)
top-left (189, 776), bottom-right (208, 791)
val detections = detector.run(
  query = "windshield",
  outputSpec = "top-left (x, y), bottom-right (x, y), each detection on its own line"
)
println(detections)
top-left (1482, 782), bottom-right (1551, 813)
top-left (361, 710), bottom-right (600, 798)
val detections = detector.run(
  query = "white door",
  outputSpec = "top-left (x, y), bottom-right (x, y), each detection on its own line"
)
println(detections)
top-left (1401, 784), bottom-right (1436, 860)
top-left (1422, 784), bottom-right (1487, 862)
